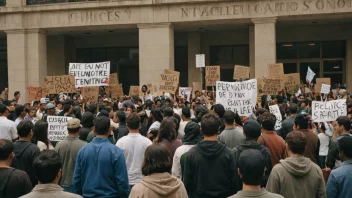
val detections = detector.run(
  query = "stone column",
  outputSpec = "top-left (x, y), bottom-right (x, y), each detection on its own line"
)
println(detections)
top-left (138, 23), bottom-right (174, 86)
top-left (251, 17), bottom-right (277, 78)
top-left (249, 26), bottom-right (255, 78)
top-left (188, 32), bottom-right (202, 85)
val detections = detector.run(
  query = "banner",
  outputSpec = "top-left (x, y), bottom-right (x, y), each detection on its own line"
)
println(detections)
top-left (192, 82), bottom-right (202, 97)
top-left (44, 75), bottom-right (76, 94)
top-left (159, 73), bottom-right (179, 93)
top-left (81, 86), bottom-right (99, 103)
top-left (216, 79), bottom-right (257, 116)
top-left (26, 86), bottom-right (49, 102)
top-left (321, 84), bottom-right (331, 94)
top-left (196, 54), bottom-right (205, 68)
top-left (47, 116), bottom-right (72, 141)
top-left (315, 78), bottom-right (331, 93)
top-left (69, 61), bottom-right (110, 87)
top-left (269, 104), bottom-right (282, 130)
top-left (258, 78), bottom-right (281, 95)
top-left (233, 65), bottom-right (250, 80)
top-left (312, 99), bottom-right (347, 122)
top-left (267, 63), bottom-right (284, 79)
top-left (306, 66), bottom-right (316, 83)
top-left (109, 73), bottom-right (118, 86)
top-left (205, 66), bottom-right (220, 86)
top-left (283, 73), bottom-right (300, 94)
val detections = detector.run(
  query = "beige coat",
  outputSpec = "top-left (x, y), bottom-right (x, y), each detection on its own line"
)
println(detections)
top-left (129, 172), bottom-right (188, 198)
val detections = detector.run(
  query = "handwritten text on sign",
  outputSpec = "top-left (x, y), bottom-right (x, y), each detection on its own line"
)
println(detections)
top-left (69, 62), bottom-right (110, 87)
top-left (81, 86), bottom-right (99, 103)
top-left (233, 65), bottom-right (250, 80)
top-left (44, 75), bottom-right (76, 94)
top-left (259, 78), bottom-right (281, 95)
top-left (312, 100), bottom-right (347, 122)
top-left (283, 73), bottom-right (300, 94)
top-left (159, 74), bottom-right (179, 93)
top-left (216, 79), bottom-right (257, 116)
top-left (269, 104), bottom-right (282, 130)
top-left (26, 86), bottom-right (49, 102)
top-left (47, 116), bottom-right (72, 141)
top-left (206, 66), bottom-right (220, 86)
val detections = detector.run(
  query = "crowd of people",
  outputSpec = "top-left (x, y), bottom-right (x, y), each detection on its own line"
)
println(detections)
top-left (0, 84), bottom-right (352, 198)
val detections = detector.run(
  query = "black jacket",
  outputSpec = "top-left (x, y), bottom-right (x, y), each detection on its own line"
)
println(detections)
top-left (114, 122), bottom-right (129, 141)
top-left (183, 141), bottom-right (237, 198)
top-left (327, 133), bottom-right (351, 169)
top-left (231, 141), bottom-right (272, 193)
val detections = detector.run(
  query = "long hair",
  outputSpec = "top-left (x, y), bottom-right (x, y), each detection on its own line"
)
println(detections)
top-left (141, 144), bottom-right (172, 176)
top-left (32, 120), bottom-right (49, 148)
top-left (157, 118), bottom-right (177, 143)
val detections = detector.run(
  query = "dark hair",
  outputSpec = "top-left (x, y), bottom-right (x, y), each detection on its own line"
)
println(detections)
top-left (194, 105), bottom-right (208, 123)
top-left (223, 110), bottom-right (235, 125)
top-left (33, 150), bottom-right (62, 184)
top-left (27, 106), bottom-right (37, 113)
top-left (0, 139), bottom-right (14, 160)
top-left (243, 120), bottom-right (262, 140)
top-left (294, 114), bottom-right (310, 130)
top-left (286, 131), bottom-right (307, 155)
top-left (0, 104), bottom-right (8, 114)
top-left (141, 85), bottom-right (148, 92)
top-left (337, 116), bottom-right (351, 131)
top-left (15, 104), bottom-right (25, 117)
top-left (169, 116), bottom-right (180, 132)
top-left (32, 121), bottom-right (49, 148)
top-left (259, 113), bottom-right (276, 131)
top-left (234, 113), bottom-right (243, 126)
top-left (127, 113), bottom-right (141, 130)
top-left (115, 110), bottom-right (126, 123)
top-left (213, 104), bottom-right (225, 118)
top-left (14, 91), bottom-right (20, 97)
top-left (72, 106), bottom-right (82, 120)
top-left (141, 145), bottom-right (172, 176)
top-left (163, 107), bottom-right (174, 117)
top-left (338, 136), bottom-right (352, 158)
top-left (201, 113), bottom-right (221, 136)
top-left (94, 116), bottom-right (111, 135)
top-left (63, 104), bottom-right (71, 113)
top-left (255, 108), bottom-right (268, 118)
top-left (81, 112), bottom-right (94, 128)
top-left (182, 107), bottom-right (191, 119)
top-left (151, 108), bottom-right (163, 122)
top-left (98, 110), bottom-right (109, 117)
top-left (17, 120), bottom-right (34, 137)
top-left (144, 99), bottom-right (153, 110)
top-left (239, 150), bottom-right (265, 185)
top-left (157, 118), bottom-right (177, 143)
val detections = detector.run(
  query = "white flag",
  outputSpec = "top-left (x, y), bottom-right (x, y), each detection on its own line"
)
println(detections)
top-left (306, 66), bottom-right (316, 83)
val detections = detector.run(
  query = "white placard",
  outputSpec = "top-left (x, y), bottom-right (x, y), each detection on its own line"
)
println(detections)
top-left (312, 99), bottom-right (347, 122)
top-left (47, 116), bottom-right (73, 141)
top-left (185, 90), bottom-right (191, 102)
top-left (321, 84), bottom-right (331, 94)
top-left (216, 79), bottom-right (257, 116)
top-left (179, 87), bottom-right (192, 97)
top-left (196, 54), bottom-right (205, 68)
top-left (69, 61), bottom-right (110, 87)
top-left (269, 104), bottom-right (282, 130)
top-left (306, 66), bottom-right (316, 83)
top-left (146, 110), bottom-right (151, 117)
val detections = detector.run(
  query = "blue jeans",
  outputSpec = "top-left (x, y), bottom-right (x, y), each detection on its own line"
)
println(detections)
top-left (319, 155), bottom-right (327, 169)
top-left (61, 185), bottom-right (75, 193)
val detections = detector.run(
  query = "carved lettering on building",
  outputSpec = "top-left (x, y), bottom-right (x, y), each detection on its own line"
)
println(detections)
top-left (69, 9), bottom-right (132, 24)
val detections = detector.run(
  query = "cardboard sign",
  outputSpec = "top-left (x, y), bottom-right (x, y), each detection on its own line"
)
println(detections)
top-left (129, 86), bottom-right (140, 96)
top-left (152, 84), bottom-right (161, 96)
top-left (315, 78), bottom-right (331, 93)
top-left (269, 104), bottom-right (282, 130)
top-left (216, 79), bottom-right (257, 116)
top-left (108, 84), bottom-right (124, 99)
top-left (196, 54), bottom-right (205, 68)
top-left (268, 63), bottom-right (284, 79)
top-left (69, 61), bottom-right (110, 87)
top-left (306, 66), bottom-right (316, 83)
top-left (192, 82), bottom-right (202, 97)
top-left (159, 74), bottom-right (179, 94)
top-left (321, 84), bottom-right (331, 94)
top-left (283, 73), bottom-right (300, 94)
top-left (26, 86), bottom-right (49, 102)
top-left (258, 78), bottom-right (281, 95)
top-left (44, 75), bottom-right (76, 94)
top-left (109, 73), bottom-right (119, 86)
top-left (312, 100), bottom-right (347, 122)
top-left (233, 65), bottom-right (250, 80)
top-left (205, 66), bottom-right (220, 87)
top-left (81, 86), bottom-right (99, 103)
top-left (47, 116), bottom-right (73, 141)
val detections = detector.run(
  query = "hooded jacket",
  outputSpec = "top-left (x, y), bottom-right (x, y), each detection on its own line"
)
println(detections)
top-left (129, 173), bottom-right (188, 198)
top-left (183, 141), bottom-right (237, 198)
top-left (266, 156), bottom-right (326, 198)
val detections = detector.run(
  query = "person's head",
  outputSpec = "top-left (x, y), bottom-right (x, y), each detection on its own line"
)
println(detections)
top-left (238, 149), bottom-right (265, 186)
top-left (163, 107), bottom-right (173, 118)
top-left (17, 120), bottom-right (34, 139)
top-left (14, 91), bottom-right (20, 100)
top-left (114, 110), bottom-right (126, 124)
top-left (223, 110), bottom-right (236, 126)
top-left (182, 121), bottom-right (202, 143)
top-left (45, 103), bottom-right (56, 115)
top-left (289, 103), bottom-right (298, 114)
top-left (142, 145), bottom-right (172, 176)
top-left (56, 101), bottom-right (63, 110)
top-left (93, 116), bottom-right (111, 136)
top-left (165, 98), bottom-right (171, 106)
top-left (0, 139), bottom-right (14, 163)
top-left (301, 99), bottom-right (308, 108)
top-left (0, 104), bottom-right (9, 117)
top-left (336, 116), bottom-right (351, 133)
top-left (33, 150), bottom-right (62, 184)
top-left (39, 98), bottom-right (48, 111)
top-left (285, 131), bottom-right (307, 156)
top-left (338, 136), bottom-right (352, 161)
top-left (32, 121), bottom-right (49, 145)
top-left (28, 107), bottom-right (36, 118)
top-left (141, 85), bottom-right (148, 93)
top-left (243, 120), bottom-right (262, 141)
top-left (150, 108), bottom-right (163, 122)
top-left (88, 104), bottom-right (98, 114)
top-left (126, 112), bottom-right (141, 131)
top-left (157, 118), bottom-right (177, 142)
top-left (181, 107), bottom-right (191, 120)
top-left (195, 90), bottom-right (200, 97)
top-left (63, 104), bottom-right (72, 114)
top-left (213, 104), bottom-right (225, 118)
top-left (259, 113), bottom-right (276, 131)
top-left (67, 118), bottom-right (81, 134)
top-left (81, 112), bottom-right (94, 128)
top-left (15, 104), bottom-right (26, 118)
top-left (200, 113), bottom-right (221, 137)
top-left (72, 106), bottom-right (82, 120)
top-left (294, 114), bottom-right (311, 130)
top-left (194, 105), bottom-right (208, 123)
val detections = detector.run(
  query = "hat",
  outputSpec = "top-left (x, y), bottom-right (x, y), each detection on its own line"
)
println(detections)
top-left (103, 98), bottom-right (112, 103)
top-left (40, 98), bottom-right (48, 104)
top-left (45, 103), bottom-right (55, 110)
top-left (238, 149), bottom-right (265, 174)
top-left (67, 118), bottom-right (80, 129)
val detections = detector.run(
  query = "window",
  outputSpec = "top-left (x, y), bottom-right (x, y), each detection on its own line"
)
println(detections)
top-left (322, 41), bottom-right (346, 58)
top-left (174, 47), bottom-right (188, 87)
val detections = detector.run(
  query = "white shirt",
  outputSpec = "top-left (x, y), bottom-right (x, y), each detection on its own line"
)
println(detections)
top-left (116, 133), bottom-right (152, 185)
top-left (318, 133), bottom-right (330, 156)
top-left (148, 121), bottom-right (160, 134)
top-left (15, 117), bottom-right (23, 126)
top-left (36, 109), bottom-right (44, 120)
top-left (178, 121), bottom-right (190, 139)
top-left (37, 141), bottom-right (55, 151)
top-left (0, 116), bottom-right (18, 140)
top-left (172, 145), bottom-right (195, 179)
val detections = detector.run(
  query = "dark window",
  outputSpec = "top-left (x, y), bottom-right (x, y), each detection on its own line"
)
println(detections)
top-left (0, 39), bottom-right (7, 90)
top-left (210, 46), bottom-right (233, 65)
top-left (323, 73), bottom-right (344, 86)
top-left (277, 44), bottom-right (297, 59)
top-left (297, 42), bottom-right (320, 59)
top-left (322, 41), bottom-right (346, 58)
top-left (174, 46), bottom-right (188, 87)
top-left (323, 60), bottom-right (343, 72)
top-left (283, 63), bottom-right (297, 74)
top-left (299, 62), bottom-right (320, 84)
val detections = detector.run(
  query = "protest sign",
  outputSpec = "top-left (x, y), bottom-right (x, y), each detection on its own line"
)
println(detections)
top-left (47, 116), bottom-right (73, 141)
top-left (233, 65), bottom-right (250, 80)
top-left (267, 63), bottom-right (284, 79)
top-left (69, 61), bottom-right (110, 87)
top-left (164, 69), bottom-right (180, 80)
top-left (205, 66), bottom-right (220, 87)
top-left (159, 73), bottom-right (179, 94)
top-left (108, 84), bottom-right (124, 99)
top-left (259, 78), bottom-right (281, 95)
top-left (306, 66), bottom-right (316, 83)
top-left (315, 78), bottom-right (331, 93)
top-left (196, 54), bottom-right (205, 68)
top-left (269, 104), bottom-right (282, 130)
top-left (216, 79), bottom-right (257, 116)
top-left (283, 73), bottom-right (300, 94)
top-left (26, 86), bottom-right (49, 102)
top-left (312, 99), bottom-right (347, 122)
top-left (44, 75), bottom-right (76, 94)
top-left (321, 84), bottom-right (331, 94)
top-left (152, 84), bottom-right (161, 96)
top-left (179, 87), bottom-right (192, 98)
top-left (192, 82), bottom-right (202, 97)
top-left (129, 86), bottom-right (140, 96)
top-left (109, 73), bottom-right (118, 86)
top-left (81, 86), bottom-right (99, 103)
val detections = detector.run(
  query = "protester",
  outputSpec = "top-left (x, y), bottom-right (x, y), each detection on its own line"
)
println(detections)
top-left (113, 110), bottom-right (129, 140)
top-left (218, 110), bottom-right (245, 149)
top-left (156, 118), bottom-right (182, 160)
top-left (147, 108), bottom-right (163, 134)
top-left (326, 136), bottom-right (352, 197)
top-left (178, 107), bottom-right (191, 138)
top-left (129, 144), bottom-right (188, 198)
top-left (14, 104), bottom-right (26, 126)
top-left (116, 113), bottom-right (152, 190)
top-left (0, 104), bottom-right (17, 141)
top-left (0, 139), bottom-right (32, 198)
top-left (21, 150), bottom-right (82, 198)
top-left (73, 116), bottom-right (129, 198)
top-left (42, 103), bottom-right (56, 122)
top-left (183, 113), bottom-right (237, 198)
top-left (13, 91), bottom-right (20, 102)
top-left (266, 131), bottom-right (326, 198)
top-left (55, 118), bottom-right (87, 193)
top-left (36, 98), bottom-right (47, 120)
top-left (79, 112), bottom-right (94, 141)
top-left (318, 122), bottom-right (330, 169)
top-left (280, 103), bottom-right (297, 140)
top-left (24, 107), bottom-right (36, 122)
top-left (31, 120), bottom-right (54, 151)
